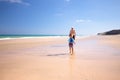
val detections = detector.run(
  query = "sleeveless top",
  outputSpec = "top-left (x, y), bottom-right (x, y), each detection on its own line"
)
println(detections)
top-left (69, 38), bottom-right (74, 43)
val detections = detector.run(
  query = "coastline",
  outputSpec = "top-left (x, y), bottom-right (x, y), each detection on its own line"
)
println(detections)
top-left (0, 35), bottom-right (120, 80)
top-left (0, 35), bottom-right (68, 40)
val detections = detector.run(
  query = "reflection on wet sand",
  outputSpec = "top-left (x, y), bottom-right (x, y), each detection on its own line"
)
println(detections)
top-left (69, 54), bottom-right (76, 80)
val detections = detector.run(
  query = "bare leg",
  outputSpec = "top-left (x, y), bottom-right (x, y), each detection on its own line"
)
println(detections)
top-left (69, 47), bottom-right (71, 54)
top-left (71, 47), bottom-right (74, 55)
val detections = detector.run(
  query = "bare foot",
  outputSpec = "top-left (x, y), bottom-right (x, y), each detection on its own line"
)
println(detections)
top-left (71, 52), bottom-right (73, 55)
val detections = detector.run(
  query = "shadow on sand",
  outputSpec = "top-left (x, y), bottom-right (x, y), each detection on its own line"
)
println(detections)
top-left (47, 53), bottom-right (68, 56)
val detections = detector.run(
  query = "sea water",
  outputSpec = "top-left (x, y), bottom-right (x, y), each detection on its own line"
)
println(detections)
top-left (0, 34), bottom-right (88, 41)
top-left (0, 34), bottom-right (67, 40)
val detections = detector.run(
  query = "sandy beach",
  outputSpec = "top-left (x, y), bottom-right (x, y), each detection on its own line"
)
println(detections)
top-left (0, 35), bottom-right (120, 80)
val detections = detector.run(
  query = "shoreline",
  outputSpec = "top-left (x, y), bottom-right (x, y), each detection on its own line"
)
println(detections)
top-left (0, 36), bottom-right (67, 41)
top-left (0, 35), bottom-right (92, 41)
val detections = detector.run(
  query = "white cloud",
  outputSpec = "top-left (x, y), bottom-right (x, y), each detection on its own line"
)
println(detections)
top-left (76, 19), bottom-right (92, 23)
top-left (0, 0), bottom-right (30, 6)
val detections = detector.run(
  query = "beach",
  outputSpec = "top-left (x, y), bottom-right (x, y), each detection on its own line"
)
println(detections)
top-left (0, 35), bottom-right (120, 80)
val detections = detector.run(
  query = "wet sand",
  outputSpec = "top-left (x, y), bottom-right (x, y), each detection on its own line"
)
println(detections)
top-left (0, 35), bottom-right (120, 80)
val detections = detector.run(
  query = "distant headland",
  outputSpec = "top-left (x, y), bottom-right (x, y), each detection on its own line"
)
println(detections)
top-left (98, 29), bottom-right (120, 35)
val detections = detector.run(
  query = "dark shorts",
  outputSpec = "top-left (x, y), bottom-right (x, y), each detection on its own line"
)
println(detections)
top-left (69, 43), bottom-right (73, 47)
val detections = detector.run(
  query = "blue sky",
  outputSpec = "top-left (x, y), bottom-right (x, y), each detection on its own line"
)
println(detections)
top-left (0, 0), bottom-right (120, 35)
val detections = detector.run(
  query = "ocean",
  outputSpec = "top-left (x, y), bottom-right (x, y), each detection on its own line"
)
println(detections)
top-left (0, 34), bottom-right (67, 40)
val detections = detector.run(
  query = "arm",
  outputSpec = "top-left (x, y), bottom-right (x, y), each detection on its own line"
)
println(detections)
top-left (74, 30), bottom-right (76, 35)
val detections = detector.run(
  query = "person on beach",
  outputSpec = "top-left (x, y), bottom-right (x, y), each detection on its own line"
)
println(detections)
top-left (69, 27), bottom-right (76, 40)
top-left (68, 34), bottom-right (75, 55)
